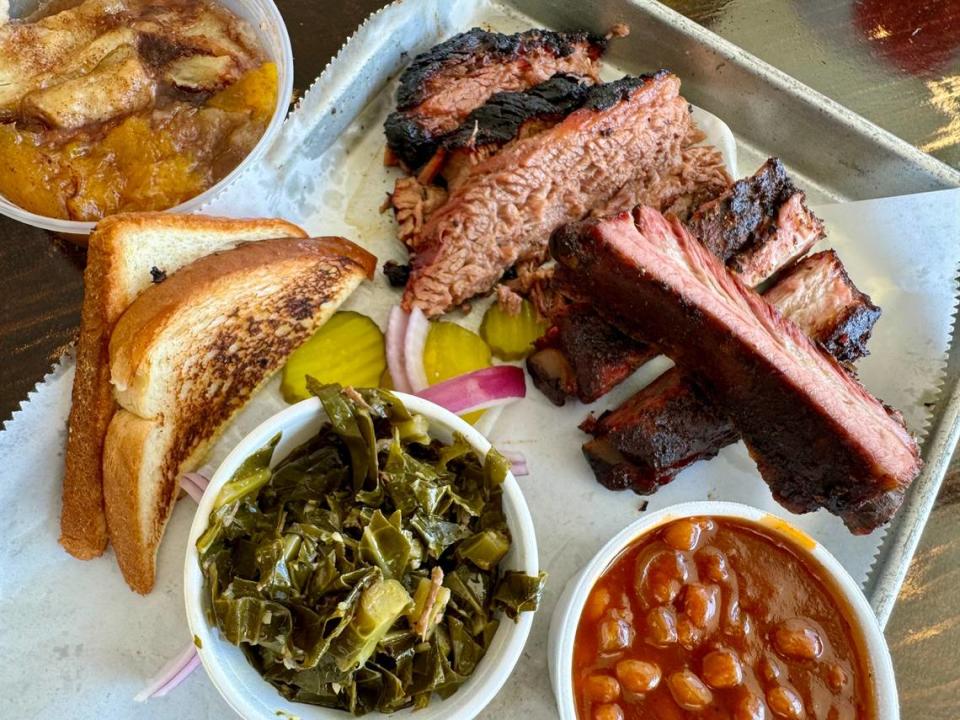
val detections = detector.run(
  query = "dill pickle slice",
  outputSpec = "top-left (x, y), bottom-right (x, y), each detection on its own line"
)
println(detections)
top-left (423, 322), bottom-right (492, 424)
top-left (281, 311), bottom-right (386, 403)
top-left (480, 299), bottom-right (549, 360)
top-left (422, 321), bottom-right (492, 384)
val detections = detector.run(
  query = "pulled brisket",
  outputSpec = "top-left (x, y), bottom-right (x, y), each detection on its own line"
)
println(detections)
top-left (529, 158), bottom-right (823, 405)
top-left (402, 72), bottom-right (696, 317)
top-left (390, 177), bottom-right (449, 251)
top-left (551, 207), bottom-right (920, 533)
top-left (384, 28), bottom-right (605, 168)
top-left (583, 249), bottom-right (882, 494)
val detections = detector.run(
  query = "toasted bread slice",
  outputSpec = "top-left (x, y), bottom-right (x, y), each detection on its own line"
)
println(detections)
top-left (102, 236), bottom-right (376, 593)
top-left (61, 213), bottom-right (307, 560)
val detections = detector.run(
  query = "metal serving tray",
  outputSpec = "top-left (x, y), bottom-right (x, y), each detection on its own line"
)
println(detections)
top-left (276, 0), bottom-right (960, 627)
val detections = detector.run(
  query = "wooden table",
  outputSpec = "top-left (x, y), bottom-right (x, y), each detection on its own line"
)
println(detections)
top-left (1, 1), bottom-right (957, 716)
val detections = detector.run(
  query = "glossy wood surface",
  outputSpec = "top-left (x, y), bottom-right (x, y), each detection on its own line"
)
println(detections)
top-left (0, 1), bottom-right (956, 716)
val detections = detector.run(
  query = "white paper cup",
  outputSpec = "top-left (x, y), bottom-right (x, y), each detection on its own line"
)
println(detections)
top-left (548, 501), bottom-right (898, 720)
top-left (0, 0), bottom-right (293, 235)
top-left (184, 393), bottom-right (539, 720)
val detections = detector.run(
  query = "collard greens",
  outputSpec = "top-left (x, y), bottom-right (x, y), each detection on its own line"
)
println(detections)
top-left (198, 383), bottom-right (546, 714)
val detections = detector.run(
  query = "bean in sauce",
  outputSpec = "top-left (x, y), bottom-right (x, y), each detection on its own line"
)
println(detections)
top-left (572, 517), bottom-right (874, 720)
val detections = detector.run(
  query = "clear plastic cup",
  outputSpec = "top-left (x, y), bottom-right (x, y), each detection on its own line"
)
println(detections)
top-left (0, 0), bottom-right (294, 236)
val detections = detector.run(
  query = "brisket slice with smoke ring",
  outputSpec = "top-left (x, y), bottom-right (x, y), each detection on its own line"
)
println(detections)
top-left (434, 73), bottom-right (595, 190)
top-left (441, 73), bottom-right (593, 152)
top-left (550, 207), bottom-right (920, 533)
top-left (402, 72), bottom-right (695, 317)
top-left (384, 28), bottom-right (605, 168)
top-left (389, 74), bottom-right (595, 251)
top-left (528, 157), bottom-right (824, 405)
top-left (582, 249), bottom-right (882, 494)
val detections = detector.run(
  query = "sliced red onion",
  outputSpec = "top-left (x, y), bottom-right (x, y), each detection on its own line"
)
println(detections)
top-left (510, 459), bottom-right (530, 477)
top-left (180, 477), bottom-right (203, 503)
top-left (386, 306), bottom-right (413, 393)
top-left (153, 651), bottom-right (201, 698)
top-left (404, 307), bottom-right (431, 392)
top-left (180, 470), bottom-right (211, 504)
top-left (180, 480), bottom-right (203, 504)
top-left (134, 643), bottom-right (199, 702)
top-left (417, 366), bottom-right (525, 415)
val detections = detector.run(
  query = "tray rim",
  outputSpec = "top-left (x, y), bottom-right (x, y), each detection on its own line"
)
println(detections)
top-left (628, 0), bottom-right (960, 189)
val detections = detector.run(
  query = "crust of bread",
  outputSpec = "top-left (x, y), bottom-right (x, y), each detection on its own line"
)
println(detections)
top-left (102, 236), bottom-right (375, 593)
top-left (60, 212), bottom-right (308, 560)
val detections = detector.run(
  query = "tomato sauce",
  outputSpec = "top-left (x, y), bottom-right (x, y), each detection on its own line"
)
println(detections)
top-left (572, 517), bottom-right (874, 720)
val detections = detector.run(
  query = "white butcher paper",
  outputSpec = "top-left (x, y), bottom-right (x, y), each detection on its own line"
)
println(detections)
top-left (1, 0), bottom-right (958, 717)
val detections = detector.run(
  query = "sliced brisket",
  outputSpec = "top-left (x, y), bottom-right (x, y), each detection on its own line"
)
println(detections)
top-left (384, 28), bottom-right (605, 168)
top-left (529, 158), bottom-right (824, 405)
top-left (583, 249), bottom-right (882, 493)
top-left (402, 72), bottom-right (695, 317)
top-left (441, 73), bottom-right (592, 152)
top-left (591, 145), bottom-right (732, 222)
top-left (551, 207), bottom-right (920, 533)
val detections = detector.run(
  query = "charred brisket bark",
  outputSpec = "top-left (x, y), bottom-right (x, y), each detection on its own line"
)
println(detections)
top-left (390, 76), bottom-right (594, 252)
top-left (551, 207), bottom-right (920, 533)
top-left (384, 28), bottom-right (605, 168)
top-left (441, 73), bottom-right (592, 152)
top-left (583, 249), bottom-right (882, 494)
top-left (403, 72), bottom-right (696, 317)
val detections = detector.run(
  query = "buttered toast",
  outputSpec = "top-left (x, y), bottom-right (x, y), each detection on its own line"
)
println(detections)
top-left (102, 236), bottom-right (376, 593)
top-left (61, 213), bottom-right (308, 560)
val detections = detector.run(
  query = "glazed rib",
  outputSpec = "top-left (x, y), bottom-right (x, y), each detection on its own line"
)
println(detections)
top-left (384, 28), bottom-right (605, 168)
top-left (583, 249), bottom-right (882, 494)
top-left (402, 72), bottom-right (696, 317)
top-left (528, 158), bottom-right (824, 405)
top-left (551, 207), bottom-right (920, 533)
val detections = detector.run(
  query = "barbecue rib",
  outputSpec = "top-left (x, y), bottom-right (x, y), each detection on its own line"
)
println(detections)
top-left (689, 157), bottom-right (823, 286)
top-left (528, 158), bottom-right (824, 405)
top-left (529, 304), bottom-right (656, 405)
top-left (551, 207), bottom-right (920, 533)
top-left (384, 28), bottom-right (605, 169)
top-left (583, 249), bottom-right (882, 494)
top-left (402, 72), bottom-right (696, 317)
